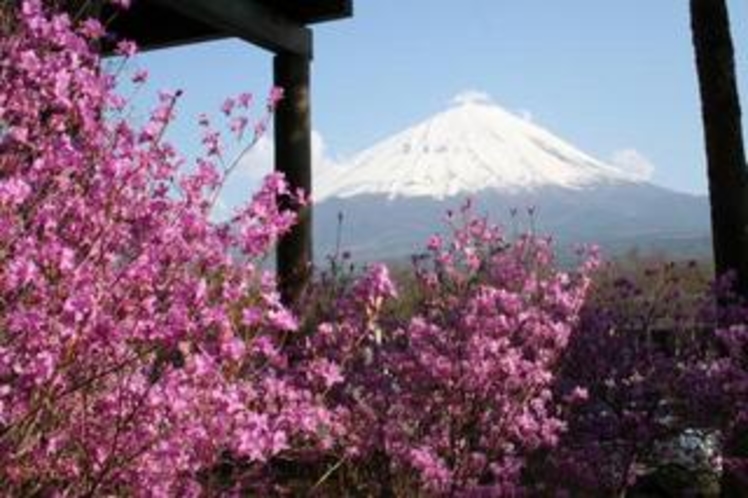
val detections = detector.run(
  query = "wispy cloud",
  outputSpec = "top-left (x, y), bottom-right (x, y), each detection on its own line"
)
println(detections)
top-left (610, 148), bottom-right (655, 181)
top-left (236, 129), bottom-right (336, 183)
top-left (214, 129), bottom-right (338, 215)
top-left (450, 89), bottom-right (493, 106)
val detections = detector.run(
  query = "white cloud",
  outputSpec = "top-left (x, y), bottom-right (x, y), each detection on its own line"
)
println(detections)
top-left (451, 89), bottom-right (493, 107)
top-left (213, 129), bottom-right (340, 219)
top-left (215, 129), bottom-right (341, 215)
top-left (237, 133), bottom-right (275, 184)
top-left (311, 130), bottom-right (337, 178)
top-left (235, 129), bottom-right (337, 183)
top-left (610, 148), bottom-right (656, 181)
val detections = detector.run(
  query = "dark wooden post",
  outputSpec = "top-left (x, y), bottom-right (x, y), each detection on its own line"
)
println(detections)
top-left (691, 0), bottom-right (748, 295)
top-left (274, 52), bottom-right (312, 305)
top-left (691, 3), bottom-right (748, 495)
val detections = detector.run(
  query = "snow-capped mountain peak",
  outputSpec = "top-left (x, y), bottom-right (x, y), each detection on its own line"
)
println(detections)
top-left (315, 92), bottom-right (642, 201)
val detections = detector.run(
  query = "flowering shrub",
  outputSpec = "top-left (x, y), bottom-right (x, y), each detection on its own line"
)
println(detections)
top-left (534, 262), bottom-right (748, 495)
top-left (297, 203), bottom-right (598, 495)
top-left (0, 2), bottom-right (333, 495)
top-left (531, 262), bottom-right (709, 493)
top-left (699, 278), bottom-right (748, 493)
top-left (715, 324), bottom-right (748, 491)
top-left (382, 205), bottom-right (597, 494)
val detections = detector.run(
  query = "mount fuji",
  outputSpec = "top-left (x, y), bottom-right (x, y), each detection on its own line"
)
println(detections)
top-left (313, 93), bottom-right (710, 262)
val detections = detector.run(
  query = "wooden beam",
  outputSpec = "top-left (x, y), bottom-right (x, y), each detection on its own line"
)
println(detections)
top-left (151, 0), bottom-right (313, 57)
top-left (105, 2), bottom-right (224, 52)
top-left (260, 0), bottom-right (353, 24)
top-left (274, 52), bottom-right (312, 304)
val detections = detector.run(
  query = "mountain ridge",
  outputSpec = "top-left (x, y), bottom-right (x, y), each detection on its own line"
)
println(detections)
top-left (313, 93), bottom-right (711, 263)
top-left (316, 93), bottom-right (644, 201)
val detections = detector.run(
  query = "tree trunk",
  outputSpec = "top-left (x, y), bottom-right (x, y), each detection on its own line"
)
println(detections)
top-left (691, 4), bottom-right (748, 496)
top-left (690, 0), bottom-right (748, 296)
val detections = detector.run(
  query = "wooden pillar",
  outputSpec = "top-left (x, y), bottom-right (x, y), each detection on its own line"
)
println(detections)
top-left (274, 52), bottom-right (312, 305)
top-left (691, 0), bottom-right (748, 296)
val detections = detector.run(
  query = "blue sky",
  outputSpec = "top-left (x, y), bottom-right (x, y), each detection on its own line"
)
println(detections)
top-left (134, 1), bottom-right (748, 196)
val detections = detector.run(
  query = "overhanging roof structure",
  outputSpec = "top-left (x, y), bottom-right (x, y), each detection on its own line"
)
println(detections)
top-left (103, 0), bottom-right (352, 57)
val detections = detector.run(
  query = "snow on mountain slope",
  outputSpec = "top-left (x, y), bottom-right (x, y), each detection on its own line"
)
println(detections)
top-left (316, 92), bottom-right (641, 201)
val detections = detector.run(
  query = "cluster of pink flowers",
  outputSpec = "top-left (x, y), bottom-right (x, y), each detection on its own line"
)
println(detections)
top-left (296, 203), bottom-right (597, 495)
top-left (0, 2), bottom-right (333, 495)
